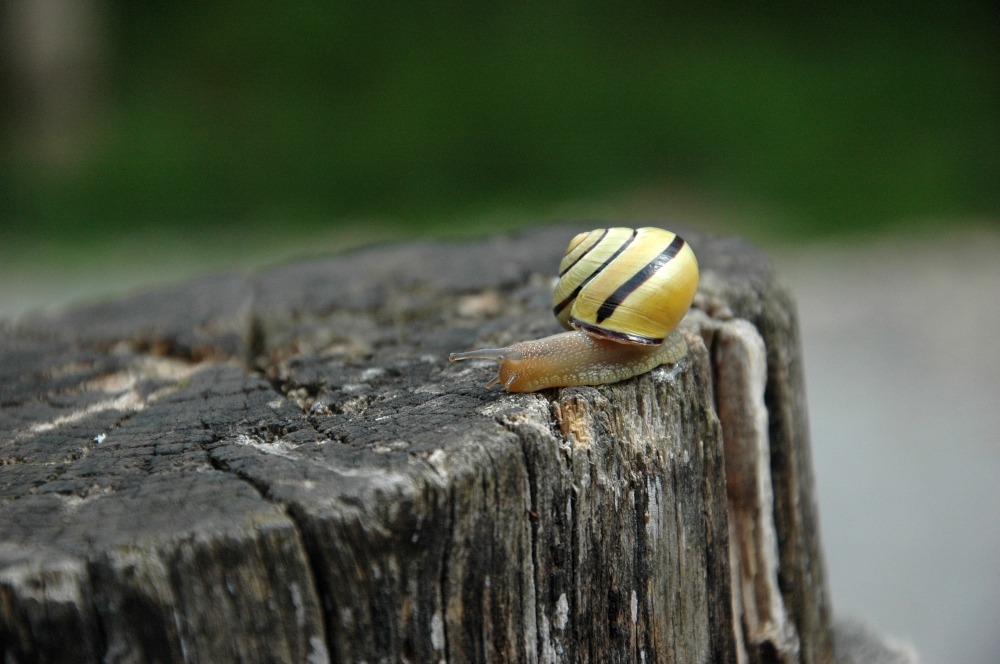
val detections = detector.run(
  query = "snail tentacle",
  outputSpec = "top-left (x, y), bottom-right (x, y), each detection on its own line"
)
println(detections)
top-left (449, 347), bottom-right (523, 362)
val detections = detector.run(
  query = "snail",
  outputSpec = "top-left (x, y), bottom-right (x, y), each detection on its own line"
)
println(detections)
top-left (450, 226), bottom-right (699, 392)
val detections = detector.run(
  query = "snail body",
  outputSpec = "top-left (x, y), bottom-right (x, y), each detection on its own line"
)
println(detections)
top-left (450, 226), bottom-right (699, 392)
top-left (450, 329), bottom-right (688, 393)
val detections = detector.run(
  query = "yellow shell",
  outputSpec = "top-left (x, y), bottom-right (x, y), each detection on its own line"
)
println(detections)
top-left (552, 227), bottom-right (699, 345)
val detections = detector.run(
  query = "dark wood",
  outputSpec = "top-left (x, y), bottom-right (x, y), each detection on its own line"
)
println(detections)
top-left (1, 226), bottom-right (833, 663)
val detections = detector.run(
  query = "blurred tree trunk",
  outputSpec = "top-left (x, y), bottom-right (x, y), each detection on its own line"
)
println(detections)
top-left (1, 0), bottom-right (103, 165)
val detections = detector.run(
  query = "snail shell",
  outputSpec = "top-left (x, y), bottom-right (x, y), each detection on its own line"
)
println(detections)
top-left (553, 227), bottom-right (699, 344)
top-left (450, 226), bottom-right (699, 392)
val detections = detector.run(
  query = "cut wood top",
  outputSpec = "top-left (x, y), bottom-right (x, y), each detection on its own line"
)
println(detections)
top-left (0, 225), bottom-right (831, 664)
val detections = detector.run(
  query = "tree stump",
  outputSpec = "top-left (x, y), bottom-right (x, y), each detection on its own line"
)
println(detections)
top-left (1, 226), bottom-right (833, 664)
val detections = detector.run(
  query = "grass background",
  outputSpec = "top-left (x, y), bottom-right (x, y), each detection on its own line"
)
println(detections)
top-left (2, 0), bottom-right (997, 248)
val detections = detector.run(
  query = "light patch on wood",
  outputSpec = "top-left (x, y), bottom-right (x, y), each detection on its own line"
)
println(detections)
top-left (713, 318), bottom-right (799, 662)
top-left (0, 555), bottom-right (87, 606)
top-left (30, 390), bottom-right (145, 434)
top-left (339, 395), bottom-right (369, 417)
top-left (20, 355), bottom-right (218, 439)
top-left (430, 610), bottom-right (445, 651)
top-left (359, 367), bottom-right (385, 382)
top-left (540, 613), bottom-right (557, 664)
top-left (307, 636), bottom-right (331, 664)
top-left (555, 593), bottom-right (569, 630)
top-left (427, 449), bottom-right (449, 478)
top-left (371, 440), bottom-right (409, 454)
top-left (85, 356), bottom-right (214, 393)
top-left (235, 434), bottom-right (299, 460)
top-left (554, 397), bottom-right (593, 448)
top-left (58, 486), bottom-right (115, 510)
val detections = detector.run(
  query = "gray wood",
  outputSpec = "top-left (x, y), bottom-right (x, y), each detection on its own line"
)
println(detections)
top-left (1, 226), bottom-right (833, 663)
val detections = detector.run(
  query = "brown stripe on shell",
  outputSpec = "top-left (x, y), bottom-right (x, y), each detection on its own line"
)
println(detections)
top-left (559, 228), bottom-right (607, 277)
top-left (594, 234), bottom-right (686, 323)
top-left (552, 229), bottom-right (637, 317)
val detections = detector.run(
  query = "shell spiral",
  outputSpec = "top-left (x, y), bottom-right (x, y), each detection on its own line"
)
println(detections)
top-left (551, 227), bottom-right (699, 345)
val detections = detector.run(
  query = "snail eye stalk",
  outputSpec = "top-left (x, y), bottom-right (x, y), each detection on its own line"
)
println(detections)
top-left (449, 348), bottom-right (524, 363)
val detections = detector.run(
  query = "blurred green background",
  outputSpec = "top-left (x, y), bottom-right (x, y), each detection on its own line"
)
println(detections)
top-left (1, 0), bottom-right (998, 281)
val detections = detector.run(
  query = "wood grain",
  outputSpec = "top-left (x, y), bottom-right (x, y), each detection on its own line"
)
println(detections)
top-left (1, 226), bottom-right (833, 663)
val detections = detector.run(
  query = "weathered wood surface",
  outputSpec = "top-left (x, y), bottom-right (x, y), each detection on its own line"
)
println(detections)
top-left (1, 226), bottom-right (833, 663)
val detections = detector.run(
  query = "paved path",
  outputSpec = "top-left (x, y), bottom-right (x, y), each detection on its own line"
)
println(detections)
top-left (775, 229), bottom-right (1000, 664)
